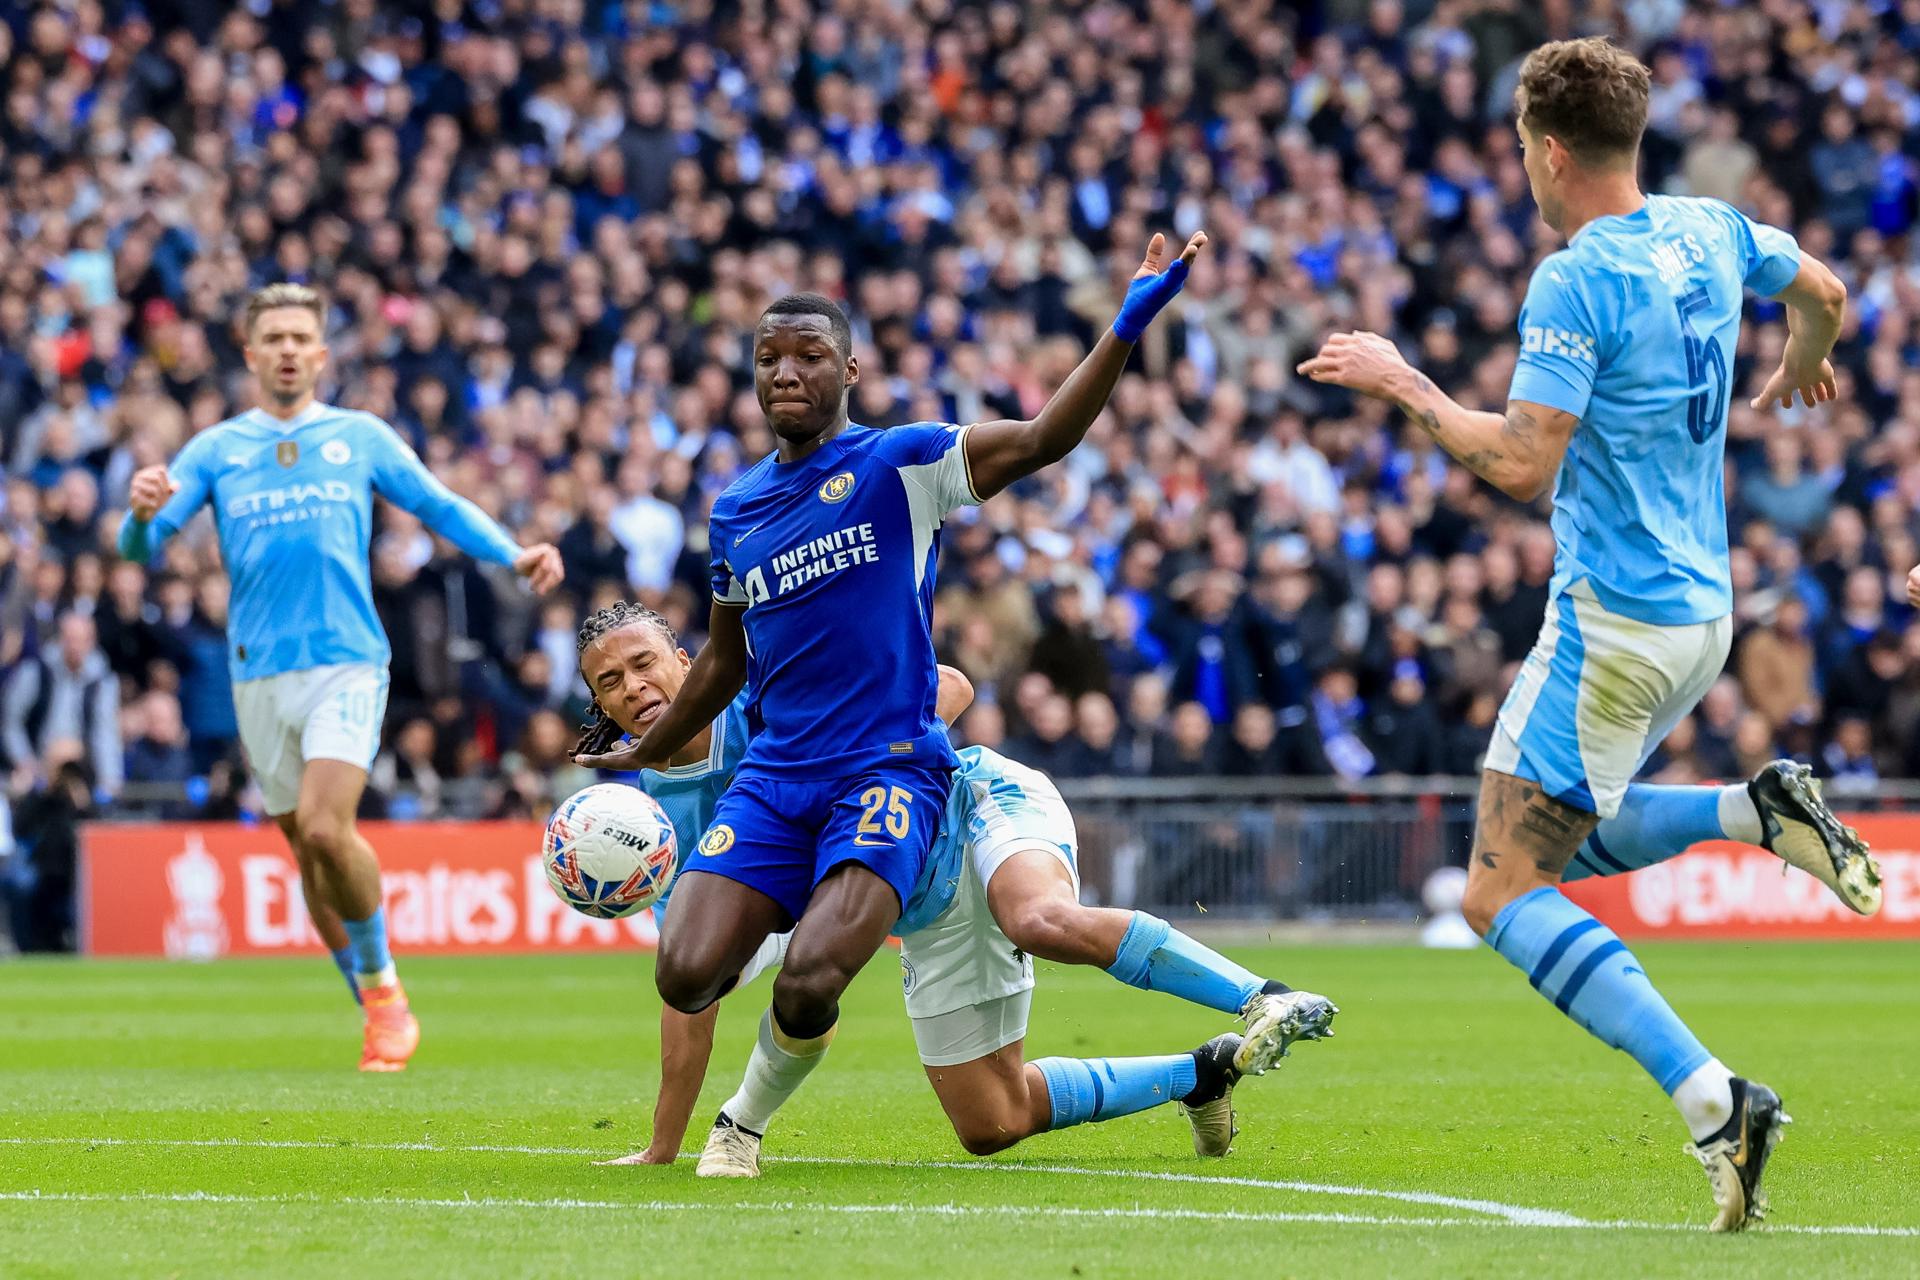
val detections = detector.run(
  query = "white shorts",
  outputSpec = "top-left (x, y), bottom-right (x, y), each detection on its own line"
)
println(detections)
top-left (901, 768), bottom-right (1078, 1067)
top-left (1487, 582), bottom-right (1730, 820)
top-left (233, 662), bottom-right (390, 817)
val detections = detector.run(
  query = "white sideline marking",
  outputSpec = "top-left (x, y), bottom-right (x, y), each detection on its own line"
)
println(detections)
top-left (2, 1189), bottom-right (1918, 1238)
top-left (4, 1136), bottom-right (1917, 1238)
top-left (0, 1136), bottom-right (1573, 1225)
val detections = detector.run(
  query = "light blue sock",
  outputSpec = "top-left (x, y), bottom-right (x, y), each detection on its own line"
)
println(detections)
top-left (341, 908), bottom-right (393, 982)
top-left (1032, 1053), bottom-right (1200, 1130)
top-left (1104, 912), bottom-right (1271, 1014)
top-left (330, 947), bottom-right (363, 1005)
top-left (1564, 784), bottom-right (1740, 882)
top-left (1486, 887), bottom-right (1710, 1093)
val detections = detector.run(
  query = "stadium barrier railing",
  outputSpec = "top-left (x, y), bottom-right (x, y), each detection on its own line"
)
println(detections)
top-left (66, 777), bottom-right (1920, 958)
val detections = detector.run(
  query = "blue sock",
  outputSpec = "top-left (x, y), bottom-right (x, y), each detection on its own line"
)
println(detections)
top-left (330, 947), bottom-right (363, 1005)
top-left (1486, 887), bottom-right (1710, 1093)
top-left (340, 908), bottom-right (393, 983)
top-left (1032, 1053), bottom-right (1200, 1129)
top-left (1104, 912), bottom-right (1270, 1014)
top-left (1564, 784), bottom-right (1733, 882)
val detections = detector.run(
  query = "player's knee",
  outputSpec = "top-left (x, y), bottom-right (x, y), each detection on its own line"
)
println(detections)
top-left (770, 962), bottom-right (851, 1032)
top-left (998, 896), bottom-right (1088, 965)
top-left (951, 1117), bottom-right (1022, 1157)
top-left (296, 809), bottom-right (356, 869)
top-left (655, 950), bottom-right (728, 1015)
top-left (1461, 875), bottom-right (1520, 937)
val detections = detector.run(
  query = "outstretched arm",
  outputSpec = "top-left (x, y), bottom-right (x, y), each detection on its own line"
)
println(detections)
top-left (575, 601), bottom-right (749, 770)
top-left (644, 1003), bottom-right (719, 1163)
top-left (962, 231), bottom-right (1207, 500)
top-left (1297, 332), bottom-right (1577, 502)
top-left (1751, 253), bottom-right (1847, 411)
top-left (372, 433), bottom-right (564, 592)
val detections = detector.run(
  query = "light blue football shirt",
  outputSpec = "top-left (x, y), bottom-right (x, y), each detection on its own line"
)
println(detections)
top-left (117, 402), bottom-right (523, 682)
top-left (631, 691), bottom-right (755, 918)
top-left (896, 745), bottom-right (1069, 936)
top-left (1508, 195), bottom-right (1801, 626)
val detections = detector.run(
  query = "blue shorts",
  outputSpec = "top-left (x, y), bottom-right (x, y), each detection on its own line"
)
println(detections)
top-left (682, 763), bottom-right (952, 925)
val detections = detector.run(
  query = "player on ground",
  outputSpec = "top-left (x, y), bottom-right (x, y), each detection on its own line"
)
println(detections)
top-left (571, 602), bottom-right (1334, 1173)
top-left (118, 284), bottom-right (564, 1070)
top-left (1297, 38), bottom-right (1877, 1231)
top-left (576, 232), bottom-right (1209, 1169)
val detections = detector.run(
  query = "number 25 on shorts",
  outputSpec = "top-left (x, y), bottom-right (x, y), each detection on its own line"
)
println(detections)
top-left (856, 785), bottom-right (913, 844)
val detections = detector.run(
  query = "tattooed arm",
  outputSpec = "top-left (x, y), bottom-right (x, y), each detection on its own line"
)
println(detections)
top-left (1297, 331), bottom-right (1578, 502)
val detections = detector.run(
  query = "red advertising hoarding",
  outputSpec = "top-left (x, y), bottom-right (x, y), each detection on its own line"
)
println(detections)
top-left (81, 814), bottom-right (1920, 957)
top-left (1560, 815), bottom-right (1920, 938)
top-left (81, 822), bottom-right (657, 958)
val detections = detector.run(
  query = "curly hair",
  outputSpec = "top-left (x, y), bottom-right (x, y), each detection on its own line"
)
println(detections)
top-left (572, 602), bottom-right (678, 758)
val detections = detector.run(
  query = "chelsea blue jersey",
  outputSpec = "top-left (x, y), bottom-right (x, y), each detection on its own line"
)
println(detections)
top-left (1508, 195), bottom-right (1800, 626)
top-left (118, 402), bottom-right (522, 682)
top-left (710, 422), bottom-right (977, 778)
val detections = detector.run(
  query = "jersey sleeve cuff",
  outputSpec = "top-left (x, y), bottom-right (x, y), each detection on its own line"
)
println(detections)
top-left (1507, 365), bottom-right (1591, 421)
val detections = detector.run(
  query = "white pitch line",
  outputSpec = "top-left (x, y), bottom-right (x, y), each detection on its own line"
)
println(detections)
top-left (4, 1136), bottom-right (1917, 1238)
top-left (2, 1189), bottom-right (1917, 1239)
top-left (0, 1136), bottom-right (1573, 1225)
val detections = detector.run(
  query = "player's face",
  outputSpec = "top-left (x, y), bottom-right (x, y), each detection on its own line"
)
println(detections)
top-left (582, 624), bottom-right (693, 736)
top-left (244, 307), bottom-right (329, 406)
top-left (1518, 122), bottom-right (1565, 233)
top-left (753, 316), bottom-right (857, 444)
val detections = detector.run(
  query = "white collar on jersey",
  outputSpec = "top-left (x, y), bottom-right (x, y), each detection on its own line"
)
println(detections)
top-left (244, 401), bottom-right (330, 433)
top-left (653, 705), bottom-right (729, 778)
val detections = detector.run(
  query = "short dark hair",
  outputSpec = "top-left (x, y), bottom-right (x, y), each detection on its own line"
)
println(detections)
top-left (759, 292), bottom-right (852, 358)
top-left (1516, 38), bottom-right (1650, 168)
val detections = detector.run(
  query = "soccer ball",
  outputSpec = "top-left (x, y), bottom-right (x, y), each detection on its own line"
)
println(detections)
top-left (542, 784), bottom-right (678, 919)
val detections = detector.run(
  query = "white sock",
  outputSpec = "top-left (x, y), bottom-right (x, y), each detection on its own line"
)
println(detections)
top-left (1673, 1057), bottom-right (1736, 1142)
top-left (1718, 783), bottom-right (1763, 846)
top-left (720, 1008), bottom-right (835, 1135)
top-left (354, 963), bottom-right (398, 991)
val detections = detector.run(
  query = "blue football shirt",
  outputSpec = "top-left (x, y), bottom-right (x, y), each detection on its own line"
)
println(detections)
top-left (1508, 195), bottom-right (1800, 626)
top-left (118, 402), bottom-right (523, 682)
top-left (709, 422), bottom-right (976, 778)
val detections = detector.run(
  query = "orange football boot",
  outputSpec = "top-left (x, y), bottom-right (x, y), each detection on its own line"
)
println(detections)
top-left (358, 983), bottom-right (421, 1071)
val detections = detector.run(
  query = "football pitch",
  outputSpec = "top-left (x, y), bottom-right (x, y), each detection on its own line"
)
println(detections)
top-left (3, 941), bottom-right (1917, 1278)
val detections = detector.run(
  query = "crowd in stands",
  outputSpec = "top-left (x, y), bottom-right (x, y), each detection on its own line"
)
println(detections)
top-left (5, 0), bottom-right (1920, 948)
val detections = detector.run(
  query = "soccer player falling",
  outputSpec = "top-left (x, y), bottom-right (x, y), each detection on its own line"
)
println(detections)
top-left (575, 231), bottom-right (1303, 1174)
top-left (573, 603), bottom-right (1334, 1173)
top-left (119, 285), bottom-right (565, 1070)
top-left (1299, 38), bottom-right (1880, 1231)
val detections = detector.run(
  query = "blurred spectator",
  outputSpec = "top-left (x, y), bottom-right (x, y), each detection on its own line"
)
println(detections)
top-left (4, 740), bottom-right (93, 953)
top-left (0, 0), bottom-right (1916, 817)
top-left (3, 614), bottom-right (121, 795)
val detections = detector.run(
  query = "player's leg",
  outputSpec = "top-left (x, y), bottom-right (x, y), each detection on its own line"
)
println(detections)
top-left (984, 850), bottom-right (1335, 1059)
top-left (907, 886), bottom-right (1254, 1158)
top-left (274, 812), bottom-right (358, 1004)
top-left (237, 672), bottom-right (361, 1005)
top-left (1565, 769), bottom-right (1880, 914)
top-left (654, 775), bottom-right (810, 1016)
top-left (294, 757), bottom-right (418, 1069)
top-left (1472, 597), bottom-right (1785, 1229)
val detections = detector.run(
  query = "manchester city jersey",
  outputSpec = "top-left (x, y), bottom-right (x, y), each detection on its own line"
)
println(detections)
top-left (1507, 195), bottom-right (1800, 626)
top-left (710, 422), bottom-right (976, 778)
top-left (118, 402), bottom-right (522, 682)
top-left (896, 745), bottom-right (1065, 935)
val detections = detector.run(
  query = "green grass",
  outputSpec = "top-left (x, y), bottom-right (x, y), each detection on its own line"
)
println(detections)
top-left (3, 942), bottom-right (1918, 1278)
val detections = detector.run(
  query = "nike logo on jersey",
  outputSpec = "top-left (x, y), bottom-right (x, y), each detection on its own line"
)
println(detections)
top-left (734, 524), bottom-right (763, 546)
top-left (851, 836), bottom-right (895, 848)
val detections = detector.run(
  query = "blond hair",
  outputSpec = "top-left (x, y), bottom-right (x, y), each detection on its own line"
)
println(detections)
top-left (243, 283), bottom-right (326, 339)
